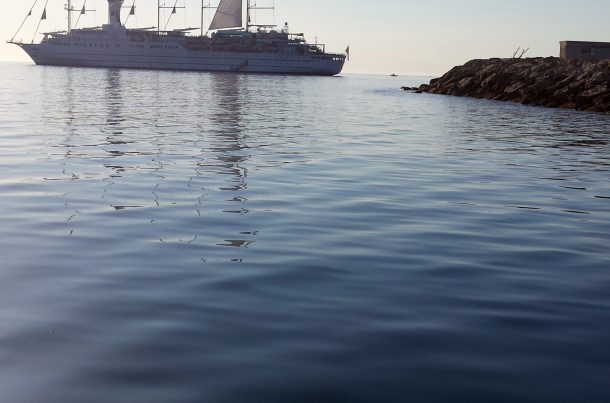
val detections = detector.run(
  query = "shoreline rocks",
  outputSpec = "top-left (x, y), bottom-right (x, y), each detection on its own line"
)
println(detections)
top-left (414, 57), bottom-right (610, 113)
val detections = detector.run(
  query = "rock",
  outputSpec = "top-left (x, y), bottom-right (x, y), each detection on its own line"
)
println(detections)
top-left (480, 72), bottom-right (498, 89)
top-left (560, 101), bottom-right (578, 109)
top-left (504, 82), bottom-right (527, 95)
top-left (416, 58), bottom-right (610, 113)
top-left (457, 77), bottom-right (475, 90)
top-left (579, 85), bottom-right (607, 98)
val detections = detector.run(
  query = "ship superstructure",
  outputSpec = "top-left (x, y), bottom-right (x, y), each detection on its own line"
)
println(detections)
top-left (9, 0), bottom-right (347, 76)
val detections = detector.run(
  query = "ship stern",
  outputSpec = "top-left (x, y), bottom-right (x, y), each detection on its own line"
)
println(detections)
top-left (322, 55), bottom-right (346, 76)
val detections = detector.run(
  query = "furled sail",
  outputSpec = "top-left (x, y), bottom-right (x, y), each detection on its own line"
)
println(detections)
top-left (209, 0), bottom-right (242, 30)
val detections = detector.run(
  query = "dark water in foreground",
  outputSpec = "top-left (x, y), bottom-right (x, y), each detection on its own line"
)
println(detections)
top-left (1, 62), bottom-right (609, 402)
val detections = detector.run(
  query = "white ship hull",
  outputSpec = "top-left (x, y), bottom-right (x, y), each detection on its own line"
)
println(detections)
top-left (18, 42), bottom-right (345, 76)
top-left (12, 0), bottom-right (347, 76)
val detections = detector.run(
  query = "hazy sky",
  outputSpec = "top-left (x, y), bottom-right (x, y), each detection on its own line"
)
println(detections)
top-left (0, 0), bottom-right (608, 75)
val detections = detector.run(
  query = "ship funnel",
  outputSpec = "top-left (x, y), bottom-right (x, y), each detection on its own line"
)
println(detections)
top-left (107, 0), bottom-right (124, 27)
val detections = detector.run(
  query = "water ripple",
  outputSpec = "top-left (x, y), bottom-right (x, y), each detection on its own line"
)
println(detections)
top-left (0, 63), bottom-right (609, 403)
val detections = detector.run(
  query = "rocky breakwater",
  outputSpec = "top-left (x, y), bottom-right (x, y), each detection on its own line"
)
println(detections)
top-left (413, 57), bottom-right (610, 113)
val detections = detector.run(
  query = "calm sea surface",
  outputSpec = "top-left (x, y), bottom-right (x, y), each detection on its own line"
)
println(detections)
top-left (1, 62), bottom-right (609, 403)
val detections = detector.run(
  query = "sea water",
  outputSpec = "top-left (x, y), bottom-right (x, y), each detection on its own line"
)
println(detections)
top-left (0, 62), bottom-right (609, 402)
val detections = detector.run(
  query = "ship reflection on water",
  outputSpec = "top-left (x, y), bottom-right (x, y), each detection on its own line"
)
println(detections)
top-left (42, 67), bottom-right (260, 257)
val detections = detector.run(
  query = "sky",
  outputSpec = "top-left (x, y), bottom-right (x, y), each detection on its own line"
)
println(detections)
top-left (0, 0), bottom-right (608, 75)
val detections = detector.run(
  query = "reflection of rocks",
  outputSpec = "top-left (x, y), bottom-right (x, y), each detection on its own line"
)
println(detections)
top-left (415, 58), bottom-right (610, 113)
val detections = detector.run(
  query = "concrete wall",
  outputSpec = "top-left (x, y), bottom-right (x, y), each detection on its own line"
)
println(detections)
top-left (560, 41), bottom-right (610, 61)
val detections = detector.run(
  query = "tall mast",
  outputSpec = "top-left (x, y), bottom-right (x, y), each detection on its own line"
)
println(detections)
top-left (245, 1), bottom-right (275, 31)
top-left (246, 0), bottom-right (250, 31)
top-left (67, 0), bottom-right (72, 33)
top-left (157, 0), bottom-right (160, 34)
top-left (201, 0), bottom-right (216, 37)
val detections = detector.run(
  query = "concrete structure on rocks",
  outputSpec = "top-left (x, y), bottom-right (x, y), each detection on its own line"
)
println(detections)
top-left (560, 41), bottom-right (610, 61)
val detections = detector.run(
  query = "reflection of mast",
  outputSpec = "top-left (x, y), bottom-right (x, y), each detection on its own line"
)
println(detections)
top-left (207, 73), bottom-right (257, 250)
top-left (49, 68), bottom-right (80, 235)
top-left (209, 74), bottom-right (248, 192)
top-left (104, 69), bottom-right (124, 130)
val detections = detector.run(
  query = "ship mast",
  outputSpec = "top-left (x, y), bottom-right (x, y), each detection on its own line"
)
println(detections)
top-left (246, 0), bottom-right (250, 31)
top-left (67, 0), bottom-right (72, 33)
top-left (200, 0), bottom-right (216, 37)
top-left (245, 1), bottom-right (275, 32)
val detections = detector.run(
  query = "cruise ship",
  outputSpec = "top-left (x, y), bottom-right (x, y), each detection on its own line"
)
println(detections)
top-left (9, 0), bottom-right (347, 76)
